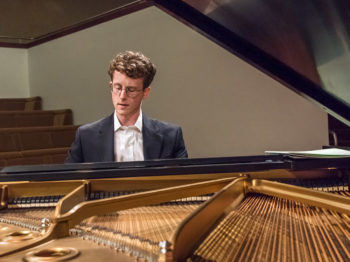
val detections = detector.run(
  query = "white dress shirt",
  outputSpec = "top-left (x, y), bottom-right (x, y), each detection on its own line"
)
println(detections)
top-left (114, 111), bottom-right (144, 162)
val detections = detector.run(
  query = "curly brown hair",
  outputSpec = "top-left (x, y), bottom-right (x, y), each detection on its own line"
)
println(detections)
top-left (108, 51), bottom-right (156, 89)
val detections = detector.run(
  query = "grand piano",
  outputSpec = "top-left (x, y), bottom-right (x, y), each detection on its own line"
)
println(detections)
top-left (0, 1), bottom-right (349, 261)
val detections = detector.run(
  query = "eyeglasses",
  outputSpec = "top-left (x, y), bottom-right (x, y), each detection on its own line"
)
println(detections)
top-left (111, 86), bottom-right (143, 97)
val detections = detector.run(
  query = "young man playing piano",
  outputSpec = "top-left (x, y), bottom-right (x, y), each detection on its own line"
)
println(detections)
top-left (65, 51), bottom-right (187, 163)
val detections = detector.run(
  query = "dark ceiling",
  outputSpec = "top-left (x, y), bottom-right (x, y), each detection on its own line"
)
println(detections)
top-left (0, 0), bottom-right (151, 47)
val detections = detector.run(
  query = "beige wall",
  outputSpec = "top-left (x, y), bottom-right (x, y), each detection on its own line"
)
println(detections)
top-left (11, 6), bottom-right (328, 157)
top-left (0, 47), bottom-right (29, 97)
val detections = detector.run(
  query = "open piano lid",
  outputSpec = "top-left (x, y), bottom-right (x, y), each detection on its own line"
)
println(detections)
top-left (154, 0), bottom-right (350, 126)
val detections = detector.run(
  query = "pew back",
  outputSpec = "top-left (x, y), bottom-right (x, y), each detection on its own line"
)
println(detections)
top-left (0, 109), bottom-right (73, 128)
top-left (0, 126), bottom-right (78, 152)
top-left (0, 97), bottom-right (42, 111)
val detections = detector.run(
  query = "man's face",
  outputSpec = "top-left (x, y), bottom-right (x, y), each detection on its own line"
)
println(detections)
top-left (110, 70), bottom-right (150, 121)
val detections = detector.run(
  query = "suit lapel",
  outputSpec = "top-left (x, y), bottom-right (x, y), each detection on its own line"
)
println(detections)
top-left (143, 115), bottom-right (162, 160)
top-left (97, 113), bottom-right (114, 162)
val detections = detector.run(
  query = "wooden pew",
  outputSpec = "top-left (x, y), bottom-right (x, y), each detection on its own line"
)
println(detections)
top-left (0, 147), bottom-right (70, 167)
top-left (0, 109), bottom-right (73, 128)
top-left (0, 126), bottom-right (78, 152)
top-left (0, 97), bottom-right (42, 111)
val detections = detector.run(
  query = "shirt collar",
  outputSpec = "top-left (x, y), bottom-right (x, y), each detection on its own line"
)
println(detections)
top-left (114, 111), bottom-right (143, 132)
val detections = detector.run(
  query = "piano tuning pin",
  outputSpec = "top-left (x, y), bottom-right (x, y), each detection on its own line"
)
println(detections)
top-left (238, 173), bottom-right (249, 178)
top-left (159, 241), bottom-right (171, 254)
top-left (40, 217), bottom-right (51, 233)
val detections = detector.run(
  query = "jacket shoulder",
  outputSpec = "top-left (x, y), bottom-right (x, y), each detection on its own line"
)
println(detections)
top-left (78, 114), bottom-right (113, 133)
top-left (144, 116), bottom-right (181, 131)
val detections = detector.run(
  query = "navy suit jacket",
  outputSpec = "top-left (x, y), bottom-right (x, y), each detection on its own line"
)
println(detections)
top-left (65, 114), bottom-right (188, 163)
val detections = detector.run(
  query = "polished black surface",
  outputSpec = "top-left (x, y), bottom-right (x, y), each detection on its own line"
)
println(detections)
top-left (155, 0), bottom-right (350, 126)
top-left (1, 154), bottom-right (350, 182)
top-left (0, 155), bottom-right (287, 181)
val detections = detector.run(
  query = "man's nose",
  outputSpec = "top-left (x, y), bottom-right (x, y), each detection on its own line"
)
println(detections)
top-left (119, 88), bottom-right (127, 98)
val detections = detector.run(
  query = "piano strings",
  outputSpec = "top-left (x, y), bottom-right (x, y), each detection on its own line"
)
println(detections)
top-left (0, 177), bottom-right (349, 261)
top-left (191, 192), bottom-right (350, 262)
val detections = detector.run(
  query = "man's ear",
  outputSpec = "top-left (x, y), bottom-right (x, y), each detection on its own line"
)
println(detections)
top-left (109, 81), bottom-right (113, 87)
top-left (143, 87), bottom-right (151, 99)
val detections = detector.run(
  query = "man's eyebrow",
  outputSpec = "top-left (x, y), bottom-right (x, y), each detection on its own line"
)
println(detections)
top-left (113, 83), bottom-right (139, 89)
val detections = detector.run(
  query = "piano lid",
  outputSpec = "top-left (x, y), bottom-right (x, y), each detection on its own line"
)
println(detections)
top-left (154, 0), bottom-right (350, 126)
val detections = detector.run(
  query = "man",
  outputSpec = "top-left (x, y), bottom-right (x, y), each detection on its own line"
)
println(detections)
top-left (65, 51), bottom-right (188, 163)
